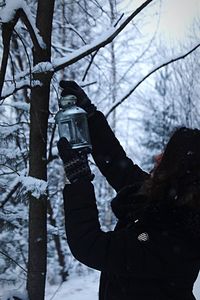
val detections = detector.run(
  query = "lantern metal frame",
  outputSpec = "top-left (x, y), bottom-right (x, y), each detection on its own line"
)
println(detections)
top-left (55, 95), bottom-right (92, 151)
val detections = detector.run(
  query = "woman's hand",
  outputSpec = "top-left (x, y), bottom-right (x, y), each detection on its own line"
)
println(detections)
top-left (59, 80), bottom-right (96, 117)
top-left (57, 137), bottom-right (94, 183)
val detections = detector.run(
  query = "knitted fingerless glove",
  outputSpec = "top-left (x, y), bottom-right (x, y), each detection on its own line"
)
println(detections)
top-left (57, 138), bottom-right (94, 183)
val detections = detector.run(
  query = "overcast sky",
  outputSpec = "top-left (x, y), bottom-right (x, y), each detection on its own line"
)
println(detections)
top-left (118, 0), bottom-right (200, 45)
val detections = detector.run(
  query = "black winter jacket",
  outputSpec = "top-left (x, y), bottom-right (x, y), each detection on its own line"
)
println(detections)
top-left (63, 111), bottom-right (200, 300)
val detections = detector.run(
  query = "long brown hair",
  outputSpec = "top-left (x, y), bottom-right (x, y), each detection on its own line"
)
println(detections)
top-left (144, 127), bottom-right (200, 210)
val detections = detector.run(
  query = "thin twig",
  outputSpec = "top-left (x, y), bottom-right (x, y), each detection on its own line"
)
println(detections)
top-left (114, 13), bottom-right (124, 27)
top-left (81, 81), bottom-right (97, 88)
top-left (53, 0), bottom-right (154, 73)
top-left (8, 52), bottom-right (17, 90)
top-left (13, 28), bottom-right (32, 87)
top-left (48, 282), bottom-right (63, 300)
top-left (47, 123), bottom-right (57, 164)
top-left (105, 42), bottom-right (200, 117)
top-left (82, 13), bottom-right (125, 82)
top-left (82, 50), bottom-right (99, 81)
top-left (0, 182), bottom-right (21, 209)
top-left (0, 250), bottom-right (27, 273)
top-left (1, 0), bottom-right (153, 99)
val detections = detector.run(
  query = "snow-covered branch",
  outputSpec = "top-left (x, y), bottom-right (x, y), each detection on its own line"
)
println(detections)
top-left (0, 174), bottom-right (47, 208)
top-left (19, 175), bottom-right (47, 199)
top-left (0, 0), bottom-right (46, 97)
top-left (53, 0), bottom-right (154, 72)
top-left (1, 79), bottom-right (42, 100)
top-left (105, 42), bottom-right (200, 117)
top-left (0, 0), bottom-right (45, 49)
top-left (0, 0), bottom-right (154, 100)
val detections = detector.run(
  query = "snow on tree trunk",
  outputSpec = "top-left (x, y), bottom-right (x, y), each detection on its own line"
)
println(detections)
top-left (26, 1), bottom-right (55, 299)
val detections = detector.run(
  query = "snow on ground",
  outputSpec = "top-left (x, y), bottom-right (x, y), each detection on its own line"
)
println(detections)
top-left (1, 271), bottom-right (200, 300)
top-left (194, 273), bottom-right (200, 300)
top-left (45, 271), bottom-right (100, 300)
top-left (46, 271), bottom-right (200, 300)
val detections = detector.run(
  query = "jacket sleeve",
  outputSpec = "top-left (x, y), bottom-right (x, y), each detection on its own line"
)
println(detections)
top-left (88, 111), bottom-right (148, 192)
top-left (63, 179), bottom-right (159, 276)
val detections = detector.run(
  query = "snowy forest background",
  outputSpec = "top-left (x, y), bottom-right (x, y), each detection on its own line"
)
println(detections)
top-left (0, 0), bottom-right (200, 299)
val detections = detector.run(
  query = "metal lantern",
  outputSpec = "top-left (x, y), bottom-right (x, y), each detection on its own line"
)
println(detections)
top-left (55, 95), bottom-right (92, 151)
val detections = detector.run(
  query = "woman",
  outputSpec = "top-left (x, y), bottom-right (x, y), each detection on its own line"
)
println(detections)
top-left (57, 81), bottom-right (200, 300)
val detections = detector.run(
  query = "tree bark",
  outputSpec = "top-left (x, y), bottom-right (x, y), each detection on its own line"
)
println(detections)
top-left (27, 1), bottom-right (55, 299)
top-left (48, 200), bottom-right (69, 282)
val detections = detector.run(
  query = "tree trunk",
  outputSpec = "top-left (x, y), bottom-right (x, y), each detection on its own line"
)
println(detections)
top-left (48, 200), bottom-right (69, 282)
top-left (27, 1), bottom-right (55, 299)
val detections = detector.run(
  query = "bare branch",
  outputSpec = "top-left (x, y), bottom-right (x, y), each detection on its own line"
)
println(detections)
top-left (13, 28), bottom-right (32, 87)
top-left (18, 8), bottom-right (44, 55)
top-left (47, 123), bottom-right (57, 164)
top-left (0, 6), bottom-right (45, 98)
top-left (0, 19), bottom-right (18, 97)
top-left (105, 42), bottom-right (200, 118)
top-left (0, 250), bottom-right (27, 273)
top-left (81, 13), bottom-right (124, 81)
top-left (0, 182), bottom-right (21, 209)
top-left (53, 0), bottom-right (153, 72)
top-left (0, 82), bottom-right (36, 100)
top-left (1, 0), bottom-right (153, 99)
top-left (82, 50), bottom-right (99, 81)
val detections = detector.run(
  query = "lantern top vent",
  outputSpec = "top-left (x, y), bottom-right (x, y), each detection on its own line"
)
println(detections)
top-left (59, 95), bottom-right (77, 109)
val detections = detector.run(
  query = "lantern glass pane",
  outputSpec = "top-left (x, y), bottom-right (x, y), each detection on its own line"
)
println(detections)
top-left (58, 120), bottom-right (76, 143)
top-left (75, 117), bottom-right (88, 144)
